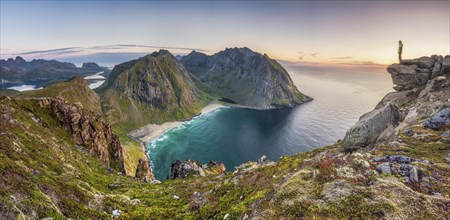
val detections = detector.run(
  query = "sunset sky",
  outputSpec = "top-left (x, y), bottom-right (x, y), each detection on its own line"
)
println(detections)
top-left (1, 1), bottom-right (449, 66)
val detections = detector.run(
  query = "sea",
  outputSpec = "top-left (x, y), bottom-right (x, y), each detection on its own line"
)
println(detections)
top-left (146, 61), bottom-right (394, 180)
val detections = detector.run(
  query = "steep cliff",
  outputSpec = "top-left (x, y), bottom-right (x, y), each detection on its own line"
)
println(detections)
top-left (181, 47), bottom-right (311, 109)
top-left (343, 55), bottom-right (450, 151)
top-left (100, 50), bottom-right (207, 126)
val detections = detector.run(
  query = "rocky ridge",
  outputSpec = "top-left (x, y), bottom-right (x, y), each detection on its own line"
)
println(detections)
top-left (181, 47), bottom-right (311, 109)
top-left (100, 50), bottom-right (206, 125)
top-left (37, 97), bottom-right (126, 173)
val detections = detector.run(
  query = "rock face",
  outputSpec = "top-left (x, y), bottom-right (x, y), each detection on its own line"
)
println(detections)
top-left (181, 47), bottom-right (311, 109)
top-left (135, 158), bottom-right (154, 182)
top-left (38, 98), bottom-right (125, 173)
top-left (343, 55), bottom-right (450, 151)
top-left (167, 160), bottom-right (225, 180)
top-left (342, 102), bottom-right (399, 151)
top-left (387, 55), bottom-right (449, 91)
top-left (100, 50), bottom-right (205, 124)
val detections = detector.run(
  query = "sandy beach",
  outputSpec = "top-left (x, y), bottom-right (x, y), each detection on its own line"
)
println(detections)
top-left (128, 102), bottom-right (226, 143)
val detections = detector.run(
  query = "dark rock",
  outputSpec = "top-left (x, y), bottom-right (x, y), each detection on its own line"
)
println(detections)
top-left (342, 102), bottom-right (399, 151)
top-left (403, 129), bottom-right (413, 136)
top-left (441, 58), bottom-right (450, 75)
top-left (258, 155), bottom-right (270, 164)
top-left (167, 160), bottom-right (203, 180)
top-left (135, 158), bottom-right (155, 182)
top-left (167, 159), bottom-right (226, 180)
top-left (399, 165), bottom-right (419, 182)
top-left (373, 155), bottom-right (412, 164)
top-left (423, 108), bottom-right (450, 130)
top-left (387, 64), bottom-right (429, 91)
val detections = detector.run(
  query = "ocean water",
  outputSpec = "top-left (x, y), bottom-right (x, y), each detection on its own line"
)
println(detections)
top-left (147, 62), bottom-right (394, 180)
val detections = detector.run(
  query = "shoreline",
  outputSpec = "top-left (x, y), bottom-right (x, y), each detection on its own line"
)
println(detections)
top-left (128, 102), bottom-right (226, 144)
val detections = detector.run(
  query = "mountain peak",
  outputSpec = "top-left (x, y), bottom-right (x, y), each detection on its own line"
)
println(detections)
top-left (15, 56), bottom-right (26, 62)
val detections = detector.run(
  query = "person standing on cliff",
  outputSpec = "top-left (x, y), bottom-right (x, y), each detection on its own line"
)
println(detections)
top-left (398, 40), bottom-right (403, 63)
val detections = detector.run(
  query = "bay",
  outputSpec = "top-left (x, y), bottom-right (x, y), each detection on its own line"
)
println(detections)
top-left (147, 62), bottom-right (394, 180)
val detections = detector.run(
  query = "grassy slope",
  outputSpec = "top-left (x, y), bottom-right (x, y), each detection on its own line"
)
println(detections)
top-left (15, 76), bottom-right (101, 113)
top-left (1, 98), bottom-right (448, 219)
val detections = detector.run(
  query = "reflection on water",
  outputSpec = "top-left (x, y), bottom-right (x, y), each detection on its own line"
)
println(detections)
top-left (147, 62), bottom-right (394, 180)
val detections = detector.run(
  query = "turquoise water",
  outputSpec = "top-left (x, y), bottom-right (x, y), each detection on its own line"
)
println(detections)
top-left (147, 62), bottom-right (394, 180)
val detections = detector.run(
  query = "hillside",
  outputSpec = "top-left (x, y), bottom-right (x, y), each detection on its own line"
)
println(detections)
top-left (181, 47), bottom-right (311, 109)
top-left (99, 50), bottom-right (208, 126)
top-left (15, 76), bottom-right (102, 113)
top-left (1, 55), bottom-right (449, 219)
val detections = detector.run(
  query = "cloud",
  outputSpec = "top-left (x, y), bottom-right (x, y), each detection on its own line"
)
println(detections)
top-left (310, 53), bottom-right (318, 57)
top-left (298, 56), bottom-right (304, 61)
top-left (88, 44), bottom-right (210, 53)
top-left (19, 47), bottom-right (81, 55)
top-left (298, 51), bottom-right (303, 54)
top-left (332, 56), bottom-right (352, 59)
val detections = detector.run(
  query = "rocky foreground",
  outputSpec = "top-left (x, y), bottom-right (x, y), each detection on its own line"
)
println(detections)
top-left (0, 55), bottom-right (449, 219)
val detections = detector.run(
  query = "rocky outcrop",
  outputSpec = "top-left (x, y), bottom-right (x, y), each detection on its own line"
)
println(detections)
top-left (342, 102), bottom-right (400, 151)
top-left (423, 108), bottom-right (450, 131)
top-left (167, 160), bottom-right (225, 180)
top-left (135, 158), bottom-right (154, 182)
top-left (343, 55), bottom-right (450, 151)
top-left (100, 50), bottom-right (205, 125)
top-left (38, 98), bottom-right (125, 173)
top-left (181, 47), bottom-right (311, 109)
top-left (387, 55), bottom-right (450, 91)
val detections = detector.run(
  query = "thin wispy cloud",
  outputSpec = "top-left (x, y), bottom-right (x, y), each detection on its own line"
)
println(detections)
top-left (298, 56), bottom-right (304, 61)
top-left (310, 53), bottom-right (318, 57)
top-left (333, 56), bottom-right (352, 59)
top-left (19, 47), bottom-right (81, 55)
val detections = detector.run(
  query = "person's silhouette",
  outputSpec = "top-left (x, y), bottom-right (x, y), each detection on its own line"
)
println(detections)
top-left (398, 40), bottom-right (403, 63)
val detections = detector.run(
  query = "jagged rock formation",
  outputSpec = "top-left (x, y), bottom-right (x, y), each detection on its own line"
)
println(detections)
top-left (135, 158), bottom-right (155, 182)
top-left (100, 50), bottom-right (206, 125)
top-left (343, 55), bottom-right (450, 151)
top-left (38, 98), bottom-right (125, 173)
top-left (181, 47), bottom-right (311, 109)
top-left (167, 160), bottom-right (225, 180)
top-left (0, 56), bottom-right (108, 85)
top-left (387, 55), bottom-right (450, 91)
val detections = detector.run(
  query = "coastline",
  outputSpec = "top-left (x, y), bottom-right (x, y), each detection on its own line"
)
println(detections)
top-left (128, 102), bottom-right (226, 144)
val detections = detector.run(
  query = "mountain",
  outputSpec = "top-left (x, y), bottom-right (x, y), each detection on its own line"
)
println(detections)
top-left (15, 76), bottom-right (102, 113)
top-left (181, 47), bottom-right (311, 109)
top-left (0, 56), bottom-right (109, 85)
top-left (0, 55), bottom-right (449, 219)
top-left (100, 50), bottom-right (207, 126)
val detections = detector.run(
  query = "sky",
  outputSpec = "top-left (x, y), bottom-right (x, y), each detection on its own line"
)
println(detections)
top-left (1, 1), bottom-right (449, 66)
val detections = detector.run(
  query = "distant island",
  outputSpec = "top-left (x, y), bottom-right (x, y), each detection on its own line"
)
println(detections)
top-left (0, 56), bottom-right (109, 88)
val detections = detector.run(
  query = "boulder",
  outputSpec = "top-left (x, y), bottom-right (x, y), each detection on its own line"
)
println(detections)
top-left (399, 165), bottom-right (419, 182)
top-left (376, 163), bottom-right (393, 175)
top-left (423, 108), bottom-right (450, 130)
top-left (441, 58), bottom-right (450, 75)
top-left (168, 159), bottom-right (225, 180)
top-left (342, 102), bottom-right (399, 151)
